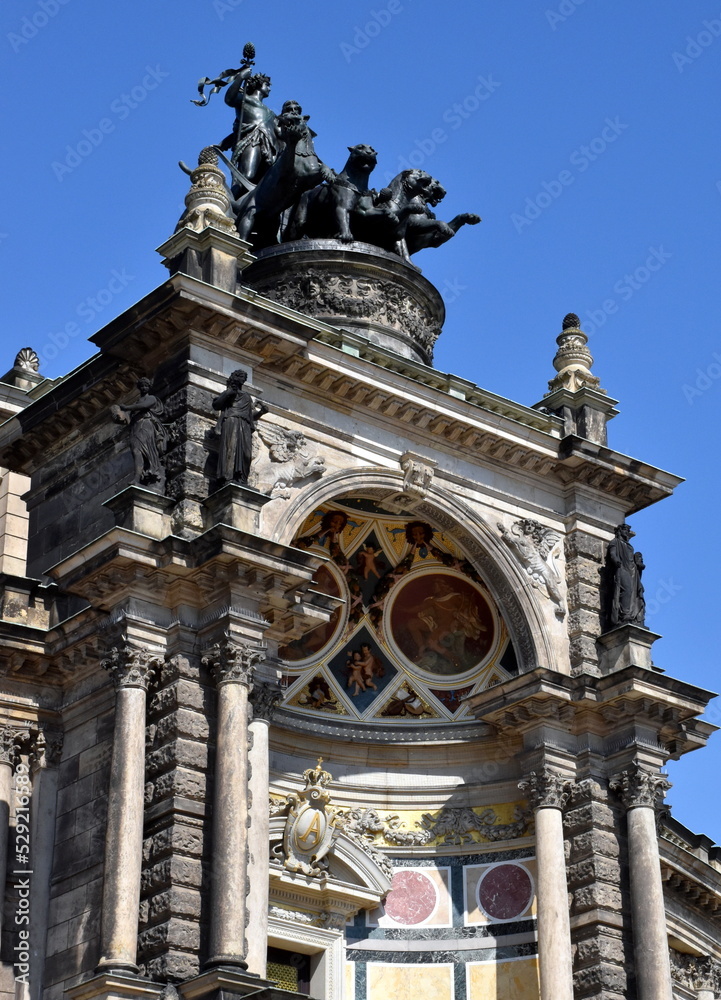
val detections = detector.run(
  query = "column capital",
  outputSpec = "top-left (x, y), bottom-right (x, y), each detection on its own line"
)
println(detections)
top-left (519, 765), bottom-right (572, 810)
top-left (250, 681), bottom-right (282, 721)
top-left (101, 641), bottom-right (163, 691)
top-left (610, 762), bottom-right (671, 810)
top-left (0, 727), bottom-right (20, 767)
top-left (29, 729), bottom-right (64, 772)
top-left (202, 633), bottom-right (265, 687)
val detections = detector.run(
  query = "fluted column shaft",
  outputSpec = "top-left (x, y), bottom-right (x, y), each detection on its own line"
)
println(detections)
top-left (246, 682), bottom-right (281, 978)
top-left (203, 637), bottom-right (263, 969)
top-left (519, 767), bottom-right (574, 1000)
top-left (612, 764), bottom-right (673, 1000)
top-left (97, 643), bottom-right (160, 973)
top-left (29, 731), bottom-right (63, 1000)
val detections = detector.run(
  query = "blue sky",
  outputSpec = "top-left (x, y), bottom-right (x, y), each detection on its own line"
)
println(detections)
top-left (1, 1), bottom-right (720, 836)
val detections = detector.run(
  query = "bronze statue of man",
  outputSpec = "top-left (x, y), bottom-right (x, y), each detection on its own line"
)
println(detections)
top-left (220, 71), bottom-right (279, 185)
top-left (212, 370), bottom-right (268, 486)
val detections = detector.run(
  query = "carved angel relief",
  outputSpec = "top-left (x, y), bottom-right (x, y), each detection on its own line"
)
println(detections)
top-left (248, 421), bottom-right (325, 499)
top-left (498, 518), bottom-right (566, 618)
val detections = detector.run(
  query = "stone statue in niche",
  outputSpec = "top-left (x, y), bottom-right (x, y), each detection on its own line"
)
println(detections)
top-left (606, 524), bottom-right (646, 628)
top-left (212, 369), bottom-right (268, 487)
top-left (248, 422), bottom-right (326, 499)
top-left (111, 377), bottom-right (167, 489)
top-left (498, 518), bottom-right (566, 618)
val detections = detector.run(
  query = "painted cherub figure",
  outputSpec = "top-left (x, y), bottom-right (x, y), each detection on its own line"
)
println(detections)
top-left (355, 543), bottom-right (384, 580)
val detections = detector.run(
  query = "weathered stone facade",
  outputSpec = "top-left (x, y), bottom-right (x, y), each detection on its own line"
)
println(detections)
top-left (0, 171), bottom-right (718, 1000)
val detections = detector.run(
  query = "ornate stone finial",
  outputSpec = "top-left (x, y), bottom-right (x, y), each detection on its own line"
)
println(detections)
top-left (518, 765), bottom-right (571, 810)
top-left (29, 729), bottom-right (64, 771)
top-left (176, 146), bottom-right (237, 235)
top-left (202, 633), bottom-right (265, 686)
top-left (14, 348), bottom-right (40, 373)
top-left (610, 763), bottom-right (671, 810)
top-left (546, 312), bottom-right (605, 395)
top-left (101, 641), bottom-right (162, 691)
top-left (249, 681), bottom-right (282, 721)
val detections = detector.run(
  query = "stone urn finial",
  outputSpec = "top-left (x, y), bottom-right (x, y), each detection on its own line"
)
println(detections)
top-left (546, 312), bottom-right (604, 395)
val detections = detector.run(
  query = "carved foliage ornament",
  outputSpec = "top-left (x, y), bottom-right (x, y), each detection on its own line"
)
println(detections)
top-left (610, 763), bottom-right (671, 810)
top-left (29, 729), bottom-right (64, 770)
top-left (250, 681), bottom-right (283, 721)
top-left (498, 518), bottom-right (566, 618)
top-left (518, 766), bottom-right (572, 810)
top-left (334, 804), bottom-right (530, 849)
top-left (101, 642), bottom-right (163, 691)
top-left (202, 634), bottom-right (265, 686)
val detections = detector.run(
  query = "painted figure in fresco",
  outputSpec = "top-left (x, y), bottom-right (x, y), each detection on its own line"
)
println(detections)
top-left (382, 684), bottom-right (427, 717)
top-left (405, 520), bottom-right (434, 555)
top-left (355, 543), bottom-right (384, 580)
top-left (212, 369), bottom-right (268, 486)
top-left (346, 651), bottom-right (367, 696)
top-left (112, 377), bottom-right (167, 487)
top-left (406, 577), bottom-right (487, 672)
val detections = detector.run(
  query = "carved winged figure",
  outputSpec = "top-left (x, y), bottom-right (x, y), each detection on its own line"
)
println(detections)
top-left (498, 518), bottom-right (566, 618)
top-left (248, 422), bottom-right (326, 498)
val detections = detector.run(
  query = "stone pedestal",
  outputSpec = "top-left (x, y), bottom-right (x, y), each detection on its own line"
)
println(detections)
top-left (519, 767), bottom-right (574, 1000)
top-left (66, 972), bottom-right (164, 1000)
top-left (97, 642), bottom-right (161, 973)
top-left (180, 966), bottom-right (275, 1000)
top-left (611, 764), bottom-right (673, 1000)
top-left (103, 486), bottom-right (175, 539)
top-left (203, 482), bottom-right (273, 533)
top-left (243, 240), bottom-right (445, 366)
top-left (597, 624), bottom-right (661, 674)
top-left (158, 227), bottom-right (255, 295)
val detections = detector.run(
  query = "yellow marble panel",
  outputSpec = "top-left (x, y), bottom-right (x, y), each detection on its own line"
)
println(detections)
top-left (344, 961), bottom-right (355, 999)
top-left (465, 857), bottom-right (537, 925)
top-left (367, 963), bottom-right (453, 1000)
top-left (468, 958), bottom-right (540, 999)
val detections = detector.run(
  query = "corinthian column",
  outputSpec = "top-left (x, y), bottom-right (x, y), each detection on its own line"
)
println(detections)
top-left (518, 766), bottom-right (574, 1000)
top-left (97, 642), bottom-right (161, 973)
top-left (202, 635), bottom-right (264, 969)
top-left (246, 681), bottom-right (282, 978)
top-left (611, 763), bottom-right (673, 1000)
top-left (29, 730), bottom-right (63, 1000)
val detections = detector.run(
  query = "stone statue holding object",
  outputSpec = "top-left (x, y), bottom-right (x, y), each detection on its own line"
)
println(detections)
top-left (111, 378), bottom-right (167, 489)
top-left (212, 370), bottom-right (268, 486)
top-left (607, 524), bottom-right (646, 628)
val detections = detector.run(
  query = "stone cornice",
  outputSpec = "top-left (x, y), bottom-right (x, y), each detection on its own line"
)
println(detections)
top-left (467, 666), bottom-right (716, 761)
top-left (0, 275), bottom-right (681, 516)
top-left (43, 524), bottom-right (335, 644)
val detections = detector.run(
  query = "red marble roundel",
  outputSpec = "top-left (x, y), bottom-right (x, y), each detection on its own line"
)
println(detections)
top-left (384, 869), bottom-right (438, 925)
top-left (478, 863), bottom-right (533, 921)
